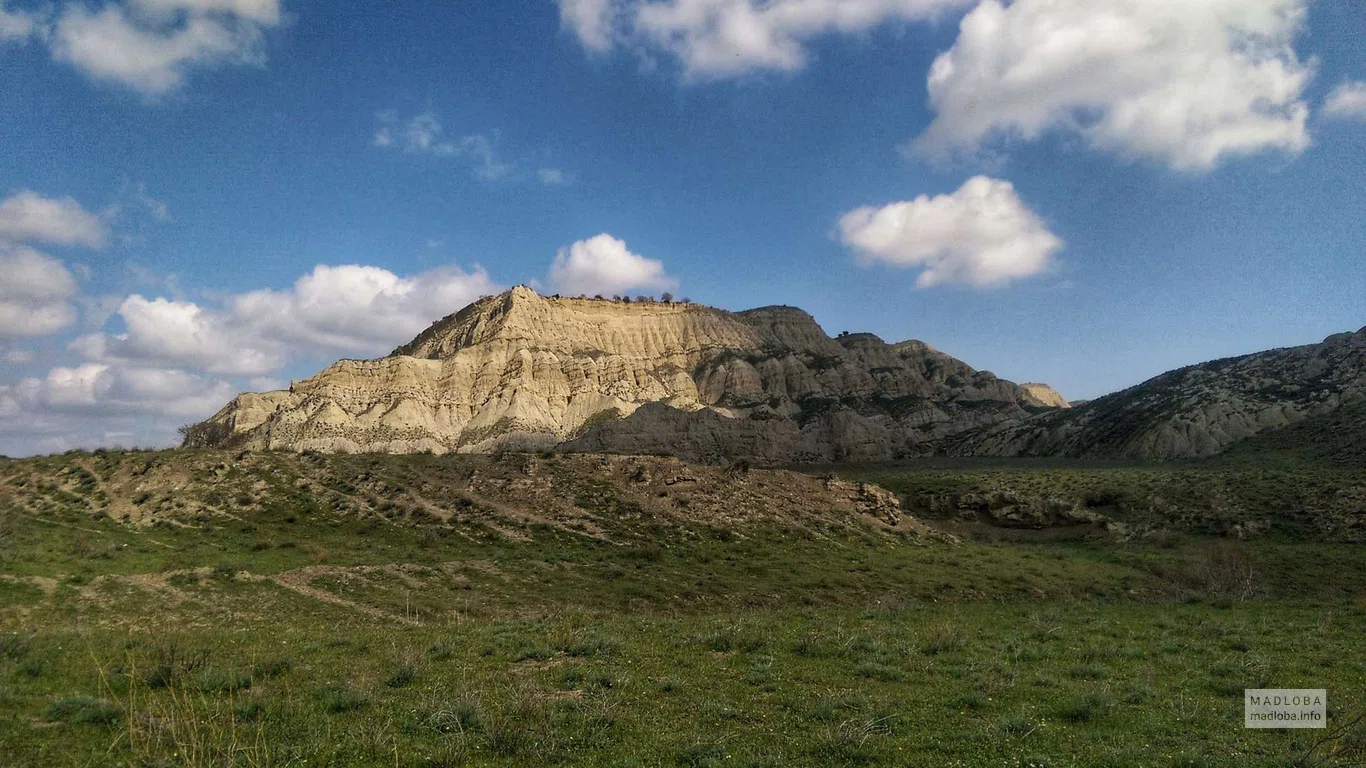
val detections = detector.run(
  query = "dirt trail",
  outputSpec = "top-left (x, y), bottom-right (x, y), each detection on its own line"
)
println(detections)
top-left (259, 566), bottom-right (422, 626)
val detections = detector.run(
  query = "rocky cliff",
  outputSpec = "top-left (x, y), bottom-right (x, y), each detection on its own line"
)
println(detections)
top-left (953, 327), bottom-right (1366, 460)
top-left (185, 287), bottom-right (1064, 462)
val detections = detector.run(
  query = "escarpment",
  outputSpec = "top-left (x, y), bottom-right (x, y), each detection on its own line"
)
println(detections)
top-left (186, 287), bottom-right (1366, 462)
top-left (186, 287), bottom-right (1062, 462)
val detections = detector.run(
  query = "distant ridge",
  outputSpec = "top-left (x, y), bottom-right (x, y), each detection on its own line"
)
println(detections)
top-left (953, 327), bottom-right (1366, 460)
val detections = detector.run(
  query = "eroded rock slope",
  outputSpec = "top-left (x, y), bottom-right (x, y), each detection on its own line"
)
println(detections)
top-left (186, 287), bottom-right (1065, 462)
top-left (954, 327), bottom-right (1366, 460)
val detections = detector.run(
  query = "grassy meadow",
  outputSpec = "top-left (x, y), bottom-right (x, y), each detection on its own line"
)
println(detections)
top-left (1, 449), bottom-right (1364, 766)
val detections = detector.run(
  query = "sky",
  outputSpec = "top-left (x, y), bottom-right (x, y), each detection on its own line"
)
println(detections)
top-left (1, 0), bottom-right (1364, 456)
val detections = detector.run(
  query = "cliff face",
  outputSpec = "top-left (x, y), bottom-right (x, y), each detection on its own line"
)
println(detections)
top-left (186, 287), bottom-right (1058, 461)
top-left (954, 328), bottom-right (1366, 460)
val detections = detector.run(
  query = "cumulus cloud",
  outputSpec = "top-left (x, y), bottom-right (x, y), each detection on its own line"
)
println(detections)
top-left (0, 245), bottom-right (81, 338)
top-left (230, 263), bottom-right (501, 355)
top-left (549, 234), bottom-right (677, 296)
top-left (373, 111), bottom-right (515, 180)
top-left (49, 0), bottom-right (282, 94)
top-left (77, 294), bottom-right (282, 374)
top-left (556, 0), bottom-right (616, 53)
top-left (915, 0), bottom-right (1315, 171)
top-left (1323, 81), bottom-right (1366, 121)
top-left (0, 190), bottom-right (109, 247)
top-left (0, 363), bottom-right (236, 455)
top-left (560, 0), bottom-right (970, 79)
top-left (73, 263), bottom-right (501, 377)
top-left (838, 176), bottom-right (1061, 288)
top-left (1, 260), bottom-right (500, 454)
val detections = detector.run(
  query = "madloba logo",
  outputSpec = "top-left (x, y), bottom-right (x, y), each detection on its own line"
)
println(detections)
top-left (1245, 689), bottom-right (1326, 729)
top-left (1248, 694), bottom-right (1322, 706)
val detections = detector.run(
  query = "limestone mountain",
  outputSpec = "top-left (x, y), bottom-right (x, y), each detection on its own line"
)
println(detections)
top-left (953, 327), bottom-right (1366, 460)
top-left (185, 286), bottom-right (1066, 462)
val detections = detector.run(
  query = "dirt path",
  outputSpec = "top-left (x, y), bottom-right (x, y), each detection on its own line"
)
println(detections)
top-left (261, 567), bottom-right (422, 626)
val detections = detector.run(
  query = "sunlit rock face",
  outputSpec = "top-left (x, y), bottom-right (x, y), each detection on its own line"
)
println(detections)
top-left (186, 286), bottom-right (1060, 463)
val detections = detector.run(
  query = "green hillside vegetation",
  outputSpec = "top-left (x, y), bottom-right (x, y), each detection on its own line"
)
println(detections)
top-left (1, 449), bottom-right (1364, 766)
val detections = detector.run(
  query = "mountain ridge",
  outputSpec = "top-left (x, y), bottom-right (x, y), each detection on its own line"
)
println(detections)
top-left (951, 326), bottom-right (1366, 460)
top-left (189, 287), bottom-right (1365, 464)
top-left (185, 286), bottom-right (1065, 460)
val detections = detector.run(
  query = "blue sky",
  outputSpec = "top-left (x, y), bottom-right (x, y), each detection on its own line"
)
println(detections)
top-left (1, 0), bottom-right (1364, 455)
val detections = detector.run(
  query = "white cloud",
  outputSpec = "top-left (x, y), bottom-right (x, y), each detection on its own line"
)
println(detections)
top-left (0, 190), bottom-right (109, 247)
top-left (393, 112), bottom-right (453, 154)
top-left (549, 234), bottom-right (678, 296)
top-left (556, 0), bottom-right (617, 53)
top-left (0, 405), bottom-right (187, 456)
top-left (248, 376), bottom-right (285, 391)
top-left (4, 363), bottom-right (232, 417)
top-left (2, 260), bottom-right (500, 455)
top-left (1323, 81), bottom-right (1366, 121)
top-left (374, 111), bottom-right (456, 156)
top-left (538, 168), bottom-right (570, 186)
top-left (82, 294), bottom-right (282, 375)
top-left (561, 0), bottom-right (971, 79)
top-left (1, 2), bottom-right (42, 42)
top-left (131, 0), bottom-right (282, 26)
top-left (838, 176), bottom-right (1061, 288)
top-left (915, 0), bottom-right (1315, 171)
top-left (458, 135), bottom-right (515, 181)
top-left (0, 245), bottom-right (81, 338)
top-left (74, 263), bottom-right (501, 376)
top-left (230, 263), bottom-right (501, 355)
top-left (50, 0), bottom-right (281, 95)
top-left (374, 111), bottom-right (515, 180)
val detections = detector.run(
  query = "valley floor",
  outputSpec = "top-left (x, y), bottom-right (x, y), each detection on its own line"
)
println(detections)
top-left (1, 450), bottom-right (1364, 766)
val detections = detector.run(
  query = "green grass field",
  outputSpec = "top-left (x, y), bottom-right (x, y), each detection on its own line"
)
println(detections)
top-left (2, 450), bottom-right (1364, 766)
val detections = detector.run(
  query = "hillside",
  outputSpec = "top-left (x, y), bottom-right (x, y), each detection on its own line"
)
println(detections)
top-left (185, 287), bottom-right (1066, 462)
top-left (1218, 397), bottom-right (1366, 468)
top-left (953, 327), bottom-right (1366, 460)
top-left (0, 449), bottom-right (927, 546)
top-left (4, 449), bottom-right (1366, 766)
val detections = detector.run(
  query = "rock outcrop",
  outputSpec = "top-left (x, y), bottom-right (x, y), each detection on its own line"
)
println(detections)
top-left (954, 327), bottom-right (1366, 460)
top-left (185, 287), bottom-right (1061, 462)
top-left (1019, 383), bottom-right (1070, 409)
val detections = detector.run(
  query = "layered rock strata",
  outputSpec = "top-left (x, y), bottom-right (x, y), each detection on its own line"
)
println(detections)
top-left (186, 287), bottom-right (1065, 462)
